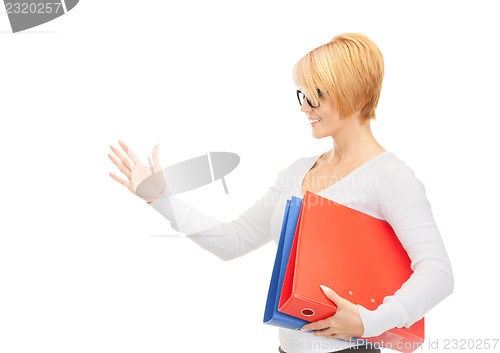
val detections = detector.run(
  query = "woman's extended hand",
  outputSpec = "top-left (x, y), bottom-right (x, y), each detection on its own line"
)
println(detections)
top-left (301, 285), bottom-right (365, 342)
top-left (108, 140), bottom-right (166, 203)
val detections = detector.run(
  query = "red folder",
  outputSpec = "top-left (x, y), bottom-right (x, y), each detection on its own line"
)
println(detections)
top-left (278, 191), bottom-right (424, 353)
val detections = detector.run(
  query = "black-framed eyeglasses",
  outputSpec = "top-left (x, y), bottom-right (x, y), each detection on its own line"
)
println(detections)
top-left (296, 89), bottom-right (327, 108)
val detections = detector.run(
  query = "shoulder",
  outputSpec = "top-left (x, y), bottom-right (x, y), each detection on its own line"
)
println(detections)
top-left (277, 152), bottom-right (322, 176)
top-left (378, 152), bottom-right (430, 212)
top-left (271, 153), bottom-right (321, 191)
top-left (380, 153), bottom-right (425, 191)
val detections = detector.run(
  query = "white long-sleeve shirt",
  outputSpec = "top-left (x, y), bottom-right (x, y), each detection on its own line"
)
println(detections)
top-left (147, 151), bottom-right (454, 353)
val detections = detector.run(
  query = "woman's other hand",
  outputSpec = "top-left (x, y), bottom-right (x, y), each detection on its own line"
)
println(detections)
top-left (108, 140), bottom-right (166, 203)
top-left (301, 285), bottom-right (365, 342)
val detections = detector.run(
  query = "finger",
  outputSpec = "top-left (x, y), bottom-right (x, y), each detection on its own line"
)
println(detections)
top-left (118, 140), bottom-right (142, 166)
top-left (321, 285), bottom-right (346, 305)
top-left (152, 143), bottom-right (161, 172)
top-left (110, 144), bottom-right (133, 171)
top-left (312, 328), bottom-right (336, 338)
top-left (109, 172), bottom-right (130, 188)
top-left (108, 153), bottom-right (131, 179)
top-left (302, 318), bottom-right (331, 332)
top-left (330, 333), bottom-right (352, 342)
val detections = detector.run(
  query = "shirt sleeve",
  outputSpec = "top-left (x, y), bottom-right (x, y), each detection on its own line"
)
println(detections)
top-left (356, 160), bottom-right (454, 337)
top-left (146, 163), bottom-right (292, 261)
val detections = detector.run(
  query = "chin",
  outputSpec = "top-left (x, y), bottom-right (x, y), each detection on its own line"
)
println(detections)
top-left (311, 127), bottom-right (331, 139)
top-left (311, 132), bottom-right (327, 140)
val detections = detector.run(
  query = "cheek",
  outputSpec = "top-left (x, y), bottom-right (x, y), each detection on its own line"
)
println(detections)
top-left (317, 109), bottom-right (333, 122)
top-left (316, 102), bottom-right (337, 120)
top-left (320, 106), bottom-right (341, 123)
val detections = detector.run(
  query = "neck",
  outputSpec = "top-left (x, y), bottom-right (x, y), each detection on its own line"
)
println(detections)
top-left (326, 116), bottom-right (384, 164)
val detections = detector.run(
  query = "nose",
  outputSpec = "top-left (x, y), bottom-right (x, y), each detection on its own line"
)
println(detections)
top-left (300, 97), bottom-right (313, 113)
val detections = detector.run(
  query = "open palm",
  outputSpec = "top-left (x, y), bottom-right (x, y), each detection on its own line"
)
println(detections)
top-left (108, 140), bottom-right (166, 203)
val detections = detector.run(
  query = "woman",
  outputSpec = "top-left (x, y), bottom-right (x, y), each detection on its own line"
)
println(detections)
top-left (108, 33), bottom-right (454, 353)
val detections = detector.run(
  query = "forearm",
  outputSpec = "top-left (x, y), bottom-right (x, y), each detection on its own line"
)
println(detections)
top-left (147, 182), bottom-right (282, 261)
top-left (358, 159), bottom-right (455, 337)
top-left (358, 255), bottom-right (454, 337)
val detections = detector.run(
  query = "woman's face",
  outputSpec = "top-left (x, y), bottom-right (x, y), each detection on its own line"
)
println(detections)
top-left (300, 92), bottom-right (351, 139)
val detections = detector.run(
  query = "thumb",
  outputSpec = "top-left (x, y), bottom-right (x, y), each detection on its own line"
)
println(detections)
top-left (320, 285), bottom-right (345, 306)
top-left (151, 143), bottom-right (167, 197)
top-left (152, 143), bottom-right (162, 172)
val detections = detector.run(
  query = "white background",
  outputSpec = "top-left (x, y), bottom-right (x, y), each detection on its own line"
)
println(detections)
top-left (1, 1), bottom-right (499, 352)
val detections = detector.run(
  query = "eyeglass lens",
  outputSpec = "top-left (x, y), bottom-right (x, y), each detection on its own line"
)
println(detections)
top-left (297, 90), bottom-right (320, 108)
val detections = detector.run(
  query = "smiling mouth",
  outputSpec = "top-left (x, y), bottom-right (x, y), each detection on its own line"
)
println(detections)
top-left (310, 118), bottom-right (321, 126)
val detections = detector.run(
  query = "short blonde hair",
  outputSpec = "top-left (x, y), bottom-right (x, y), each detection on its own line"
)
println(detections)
top-left (292, 33), bottom-right (384, 122)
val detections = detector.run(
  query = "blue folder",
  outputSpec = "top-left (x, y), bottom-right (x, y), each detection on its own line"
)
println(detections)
top-left (262, 196), bottom-right (372, 345)
top-left (263, 196), bottom-right (310, 330)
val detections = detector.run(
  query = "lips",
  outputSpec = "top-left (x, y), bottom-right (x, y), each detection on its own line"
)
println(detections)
top-left (309, 118), bottom-right (321, 127)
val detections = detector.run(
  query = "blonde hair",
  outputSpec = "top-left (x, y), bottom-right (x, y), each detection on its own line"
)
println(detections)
top-left (292, 33), bottom-right (384, 122)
